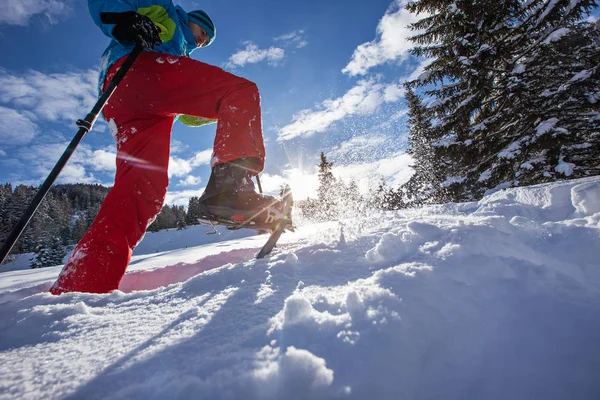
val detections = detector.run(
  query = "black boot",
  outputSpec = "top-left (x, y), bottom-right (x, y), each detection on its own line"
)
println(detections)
top-left (199, 159), bottom-right (286, 225)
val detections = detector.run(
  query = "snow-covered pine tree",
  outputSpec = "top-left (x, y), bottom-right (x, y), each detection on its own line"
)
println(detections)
top-left (371, 178), bottom-right (400, 210)
top-left (147, 219), bottom-right (161, 232)
top-left (406, 0), bottom-right (507, 200)
top-left (345, 180), bottom-right (364, 213)
top-left (406, 0), bottom-right (599, 200)
top-left (71, 217), bottom-right (88, 243)
top-left (186, 197), bottom-right (201, 225)
top-left (317, 152), bottom-right (338, 219)
top-left (402, 86), bottom-right (448, 205)
top-left (30, 236), bottom-right (65, 269)
top-left (2, 185), bottom-right (35, 253)
top-left (485, 20), bottom-right (600, 187)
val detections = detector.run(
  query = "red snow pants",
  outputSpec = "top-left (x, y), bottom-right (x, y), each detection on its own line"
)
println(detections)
top-left (50, 52), bottom-right (266, 294)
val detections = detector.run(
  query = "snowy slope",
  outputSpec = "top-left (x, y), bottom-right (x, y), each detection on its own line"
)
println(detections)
top-left (1, 177), bottom-right (600, 400)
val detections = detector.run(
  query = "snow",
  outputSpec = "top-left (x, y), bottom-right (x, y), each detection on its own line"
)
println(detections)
top-left (498, 140), bottom-right (523, 159)
top-left (440, 175), bottom-right (466, 187)
top-left (477, 168), bottom-right (492, 182)
top-left (512, 63), bottom-right (526, 74)
top-left (543, 28), bottom-right (571, 44)
top-left (555, 157), bottom-right (576, 176)
top-left (535, 117), bottom-right (559, 135)
top-left (570, 68), bottom-right (594, 82)
top-left (537, 0), bottom-right (562, 26)
top-left (107, 118), bottom-right (118, 140)
top-left (417, 70), bottom-right (430, 82)
top-left (2, 177), bottom-right (600, 399)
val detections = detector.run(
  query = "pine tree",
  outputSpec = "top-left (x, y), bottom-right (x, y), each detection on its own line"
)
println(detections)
top-left (485, 21), bottom-right (600, 188)
top-left (316, 152), bottom-right (338, 219)
top-left (156, 204), bottom-right (177, 229)
top-left (1, 183), bottom-right (109, 256)
top-left (30, 236), bottom-right (65, 268)
top-left (4, 185), bottom-right (36, 253)
top-left (402, 86), bottom-right (448, 205)
top-left (147, 219), bottom-right (161, 232)
top-left (406, 0), bottom-right (599, 200)
top-left (372, 178), bottom-right (391, 210)
top-left (186, 197), bottom-right (201, 225)
top-left (345, 180), bottom-right (363, 214)
top-left (71, 217), bottom-right (88, 243)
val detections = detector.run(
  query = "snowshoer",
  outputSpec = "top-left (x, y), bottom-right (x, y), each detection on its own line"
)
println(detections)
top-left (50, 0), bottom-right (286, 295)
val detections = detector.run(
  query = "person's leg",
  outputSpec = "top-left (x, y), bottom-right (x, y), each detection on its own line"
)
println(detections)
top-left (50, 52), bottom-right (270, 294)
top-left (103, 53), bottom-right (277, 223)
top-left (105, 53), bottom-right (266, 172)
top-left (50, 115), bottom-right (172, 294)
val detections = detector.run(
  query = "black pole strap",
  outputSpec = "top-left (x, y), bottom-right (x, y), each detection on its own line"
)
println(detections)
top-left (0, 45), bottom-right (143, 266)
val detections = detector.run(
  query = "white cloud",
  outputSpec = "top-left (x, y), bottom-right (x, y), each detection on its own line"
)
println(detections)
top-left (11, 142), bottom-right (104, 184)
top-left (177, 176), bottom-right (201, 186)
top-left (328, 134), bottom-right (389, 161)
top-left (0, 0), bottom-right (73, 26)
top-left (189, 149), bottom-right (213, 167)
top-left (59, 163), bottom-right (96, 184)
top-left (274, 30), bottom-right (308, 48)
top-left (278, 79), bottom-right (397, 141)
top-left (165, 188), bottom-right (206, 207)
top-left (0, 68), bottom-right (98, 131)
top-left (90, 149), bottom-right (116, 172)
top-left (168, 149), bottom-right (212, 178)
top-left (171, 140), bottom-right (189, 154)
top-left (169, 156), bottom-right (193, 178)
top-left (342, 0), bottom-right (421, 76)
top-left (278, 57), bottom-right (432, 141)
top-left (226, 42), bottom-right (285, 69)
top-left (333, 152), bottom-right (414, 192)
top-left (0, 106), bottom-right (38, 145)
top-left (0, 149), bottom-right (6, 157)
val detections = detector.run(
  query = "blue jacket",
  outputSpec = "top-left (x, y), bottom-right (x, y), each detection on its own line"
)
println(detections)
top-left (88, 0), bottom-right (198, 94)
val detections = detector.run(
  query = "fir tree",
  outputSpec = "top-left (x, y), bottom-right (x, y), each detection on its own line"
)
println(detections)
top-left (406, 0), bottom-right (599, 200)
top-left (147, 219), bottom-right (161, 232)
top-left (186, 197), bottom-right (201, 225)
top-left (71, 217), bottom-right (88, 243)
top-left (317, 152), bottom-right (338, 219)
top-left (0, 183), bottom-right (108, 256)
top-left (30, 236), bottom-right (65, 269)
top-left (402, 86), bottom-right (447, 205)
top-left (372, 178), bottom-right (392, 210)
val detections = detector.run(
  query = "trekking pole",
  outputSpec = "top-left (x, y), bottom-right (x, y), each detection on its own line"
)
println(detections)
top-left (0, 44), bottom-right (143, 266)
top-left (256, 175), bottom-right (263, 194)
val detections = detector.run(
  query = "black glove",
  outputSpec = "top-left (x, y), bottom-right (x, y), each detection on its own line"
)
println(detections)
top-left (100, 11), bottom-right (162, 50)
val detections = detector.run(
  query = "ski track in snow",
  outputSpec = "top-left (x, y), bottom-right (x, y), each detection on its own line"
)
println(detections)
top-left (1, 177), bottom-right (600, 399)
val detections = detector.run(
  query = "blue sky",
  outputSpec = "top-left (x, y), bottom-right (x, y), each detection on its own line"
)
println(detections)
top-left (2, 1), bottom-right (595, 205)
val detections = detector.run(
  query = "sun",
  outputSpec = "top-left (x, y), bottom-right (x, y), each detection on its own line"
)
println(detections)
top-left (284, 168), bottom-right (319, 201)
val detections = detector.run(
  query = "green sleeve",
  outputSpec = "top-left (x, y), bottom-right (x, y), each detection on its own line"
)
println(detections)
top-left (178, 115), bottom-right (218, 127)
